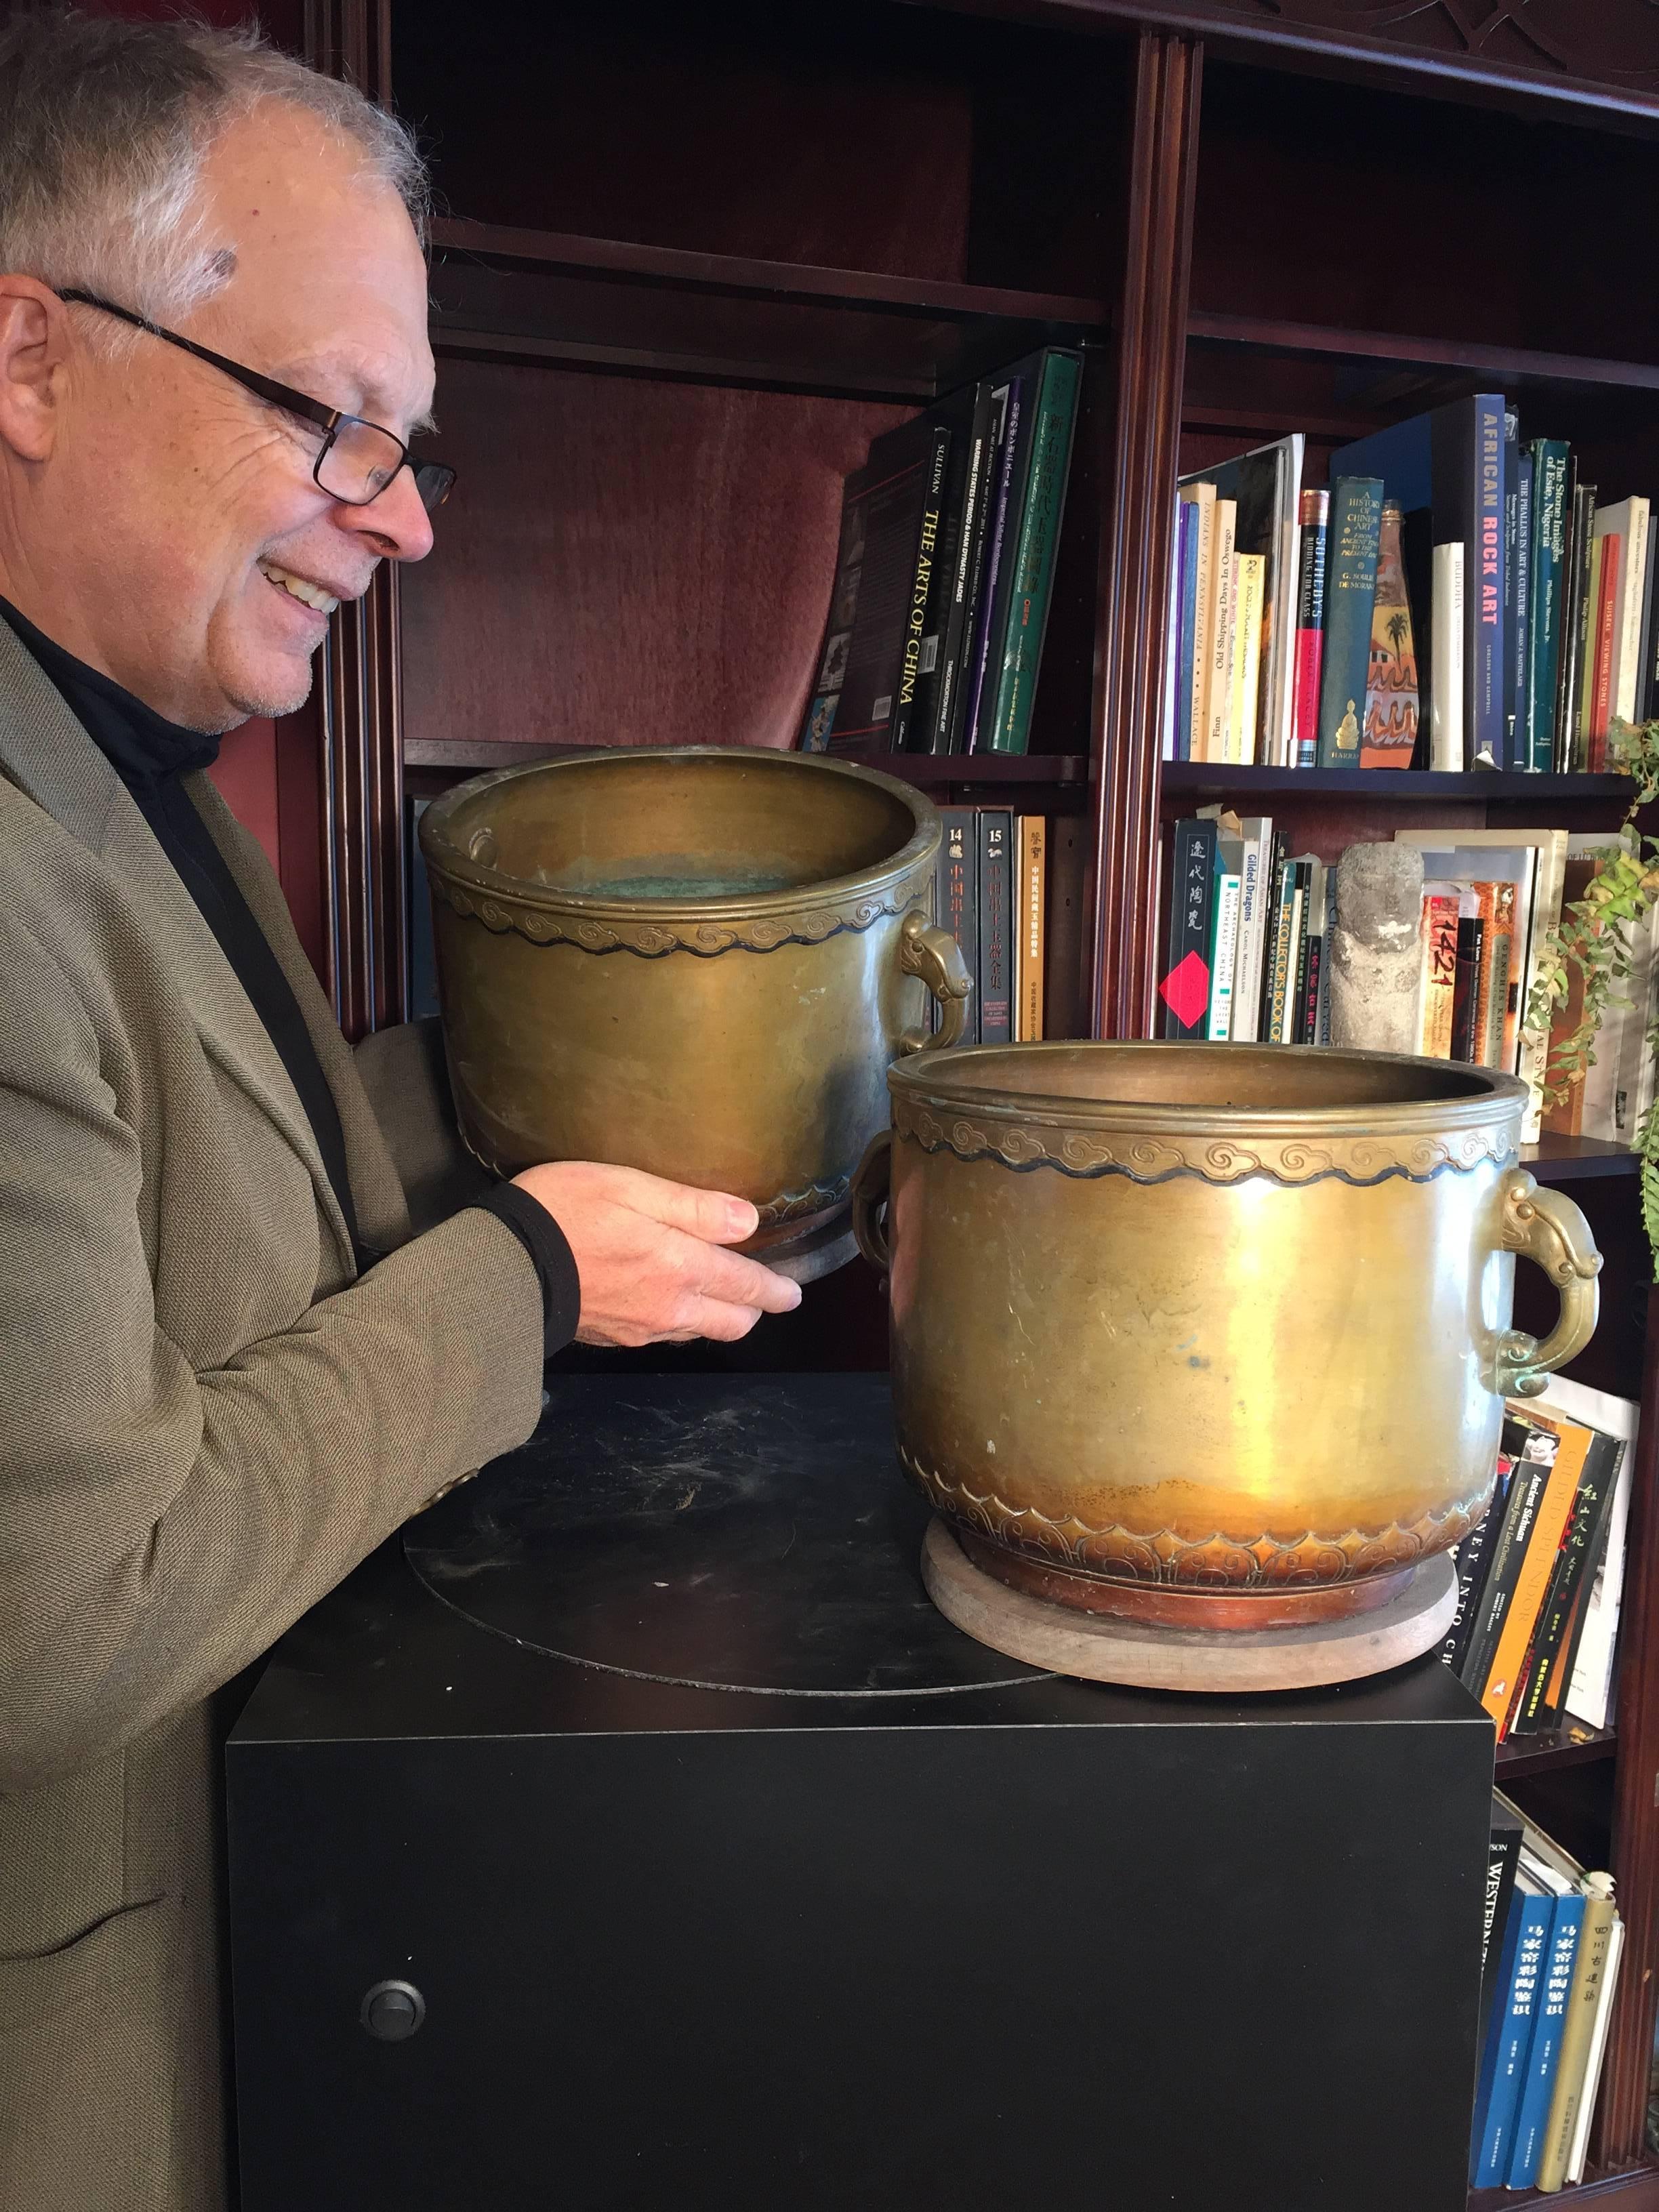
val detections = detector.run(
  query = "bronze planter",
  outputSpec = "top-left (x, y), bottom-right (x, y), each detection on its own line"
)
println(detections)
top-left (853, 1042), bottom-right (1602, 1629)
top-left (419, 746), bottom-right (969, 1271)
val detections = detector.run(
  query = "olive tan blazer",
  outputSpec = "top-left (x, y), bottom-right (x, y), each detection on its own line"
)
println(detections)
top-left (0, 619), bottom-right (546, 2212)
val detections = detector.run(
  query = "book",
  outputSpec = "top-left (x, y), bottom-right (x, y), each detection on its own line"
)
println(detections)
top-left (1174, 499), bottom-right (1199, 760)
top-left (1429, 542), bottom-right (1465, 771)
top-left (1332, 394), bottom-right (1506, 772)
top-left (1449, 907), bottom-right (1484, 1063)
top-left (1291, 487), bottom-right (1328, 769)
top-left (1361, 499), bottom-right (1417, 766)
top-left (1510, 442), bottom-right (1532, 769)
top-left (1637, 511), bottom-right (1659, 726)
top-left (1232, 814), bottom-right (1274, 1044)
top-left (1158, 819), bottom-right (1218, 1040)
top-left (1502, 409), bottom-right (1519, 762)
top-left (1595, 495), bottom-right (1651, 731)
top-left (1566, 1910), bottom-right (1626, 2184)
top-left (1535, 1873), bottom-right (1618, 2192)
top-left (1263, 850), bottom-right (1300, 1042)
top-left (961, 372), bottom-right (1026, 753)
top-left (1586, 529), bottom-right (1620, 768)
top-left (1471, 880), bottom-right (1518, 1071)
top-left (1511, 1421), bottom-right (1624, 1736)
top-left (1208, 498), bottom-right (1239, 760)
top-left (1507, 1887), bottom-right (1586, 2187)
top-left (1527, 441), bottom-right (1570, 773)
top-left (1443, 1443), bottom-right (1516, 1677)
top-left (800, 413), bottom-right (951, 753)
top-left (893, 422), bottom-right (952, 750)
top-left (977, 811), bottom-right (1013, 1043)
top-left (1207, 837), bottom-right (1242, 1040)
top-left (1315, 476), bottom-right (1383, 766)
top-left (1394, 827), bottom-right (1565, 1141)
top-left (984, 349), bottom-right (1082, 756)
top-left (935, 808), bottom-right (979, 1038)
top-left (924, 383), bottom-right (996, 754)
top-left (1179, 481), bottom-right (1218, 766)
top-left (1470, 1878), bottom-right (1553, 2188)
top-left (1477, 1406), bottom-right (1591, 1734)
top-left (1014, 815), bottom-right (1046, 1042)
top-left (1228, 552), bottom-right (1265, 763)
top-left (942, 380), bottom-right (1015, 754)
top-left (1458, 1418), bottom-right (1559, 1703)
top-left (1561, 478), bottom-right (1599, 771)
top-left (1418, 886), bottom-right (1460, 1057)
top-left (1180, 433), bottom-right (1305, 766)
top-left (1478, 1799), bottom-right (1525, 2064)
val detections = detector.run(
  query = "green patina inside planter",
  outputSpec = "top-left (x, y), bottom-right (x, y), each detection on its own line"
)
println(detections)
top-left (529, 855), bottom-right (804, 901)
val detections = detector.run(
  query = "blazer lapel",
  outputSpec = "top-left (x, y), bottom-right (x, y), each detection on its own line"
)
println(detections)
top-left (0, 622), bottom-right (354, 1272)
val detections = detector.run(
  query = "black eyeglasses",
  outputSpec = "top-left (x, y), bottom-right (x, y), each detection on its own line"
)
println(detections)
top-left (58, 289), bottom-right (456, 514)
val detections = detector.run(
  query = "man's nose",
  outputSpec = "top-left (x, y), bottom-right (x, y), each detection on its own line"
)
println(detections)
top-left (337, 465), bottom-right (436, 562)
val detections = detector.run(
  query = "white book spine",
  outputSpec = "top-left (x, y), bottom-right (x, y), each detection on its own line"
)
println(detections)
top-left (1207, 874), bottom-right (1242, 1039)
top-left (1233, 835), bottom-right (1265, 1044)
top-left (1162, 500), bottom-right (1182, 762)
top-left (1567, 1448), bottom-right (1632, 1732)
top-left (1279, 886), bottom-right (1305, 1043)
top-left (1431, 541), bottom-right (1465, 771)
top-left (1565, 1914), bottom-right (1625, 2186)
top-left (1620, 502), bottom-right (1650, 724)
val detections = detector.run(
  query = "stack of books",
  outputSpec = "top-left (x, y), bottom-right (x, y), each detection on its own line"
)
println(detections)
top-left (1471, 1794), bottom-right (1626, 2192)
top-left (1441, 1376), bottom-right (1633, 1746)
top-left (1166, 402), bottom-right (1658, 772)
top-left (799, 348), bottom-right (1082, 759)
top-left (933, 809), bottom-right (1048, 1044)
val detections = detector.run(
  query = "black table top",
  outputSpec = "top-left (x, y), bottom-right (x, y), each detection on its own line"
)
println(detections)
top-left (231, 1372), bottom-right (1489, 1748)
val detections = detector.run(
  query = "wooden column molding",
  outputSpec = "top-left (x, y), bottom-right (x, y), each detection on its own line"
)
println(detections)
top-left (1087, 29), bottom-right (1200, 1040)
top-left (303, 0), bottom-right (405, 1037)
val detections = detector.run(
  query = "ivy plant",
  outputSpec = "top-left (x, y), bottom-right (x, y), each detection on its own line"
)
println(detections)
top-left (1526, 718), bottom-right (1659, 1274)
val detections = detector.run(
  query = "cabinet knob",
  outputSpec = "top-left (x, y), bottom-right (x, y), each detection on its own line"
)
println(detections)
top-left (361, 1979), bottom-right (426, 2041)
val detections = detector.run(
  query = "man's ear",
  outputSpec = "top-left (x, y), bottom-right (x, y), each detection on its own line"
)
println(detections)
top-left (0, 279), bottom-right (66, 464)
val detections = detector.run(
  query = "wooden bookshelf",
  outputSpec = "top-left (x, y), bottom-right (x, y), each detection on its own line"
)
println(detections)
top-left (275, 0), bottom-right (1659, 2198)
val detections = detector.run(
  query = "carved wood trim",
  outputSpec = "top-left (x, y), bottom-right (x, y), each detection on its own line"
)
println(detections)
top-left (1595, 1284), bottom-right (1659, 2165)
top-left (1087, 30), bottom-right (1200, 1040)
top-left (929, 0), bottom-right (1659, 119)
top-left (302, 0), bottom-right (405, 1036)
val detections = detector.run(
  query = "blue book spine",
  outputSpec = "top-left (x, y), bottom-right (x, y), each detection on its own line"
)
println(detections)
top-left (1315, 476), bottom-right (1383, 766)
top-left (1178, 503), bottom-right (1200, 761)
top-left (1471, 1893), bottom-right (1553, 2187)
top-left (1507, 1894), bottom-right (1586, 2188)
top-left (1510, 445), bottom-right (1532, 770)
top-left (1528, 442), bottom-right (1570, 773)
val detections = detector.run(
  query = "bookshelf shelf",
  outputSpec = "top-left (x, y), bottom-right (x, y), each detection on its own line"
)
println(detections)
top-left (1186, 308), bottom-right (1659, 403)
top-left (1471, 2167), bottom-right (1659, 2209)
top-left (1160, 765), bottom-right (1634, 803)
top-left (405, 737), bottom-right (1092, 796)
top-left (1495, 1725), bottom-right (1618, 1780)
top-left (429, 220), bottom-right (1111, 402)
top-left (1523, 1139), bottom-right (1643, 1185)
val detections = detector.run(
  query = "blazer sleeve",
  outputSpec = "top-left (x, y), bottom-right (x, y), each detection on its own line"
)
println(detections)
top-left (0, 906), bottom-right (548, 1793)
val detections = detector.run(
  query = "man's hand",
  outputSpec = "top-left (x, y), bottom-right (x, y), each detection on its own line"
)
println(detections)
top-left (510, 1160), bottom-right (803, 1347)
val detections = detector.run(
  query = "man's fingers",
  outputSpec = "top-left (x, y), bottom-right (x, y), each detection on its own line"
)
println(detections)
top-left (600, 1165), bottom-right (760, 1246)
top-left (677, 1298), bottom-right (765, 1344)
top-left (680, 1237), bottom-right (802, 1314)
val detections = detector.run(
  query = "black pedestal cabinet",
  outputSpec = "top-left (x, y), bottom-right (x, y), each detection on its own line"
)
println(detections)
top-left (227, 1374), bottom-right (1494, 2211)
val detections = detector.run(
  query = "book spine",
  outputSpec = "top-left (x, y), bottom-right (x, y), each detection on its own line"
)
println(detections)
top-left (892, 423), bottom-right (951, 752)
top-left (1208, 501), bottom-right (1238, 760)
top-left (1577, 530), bottom-right (1605, 767)
top-left (1562, 482), bottom-right (1597, 771)
top-left (1511, 445), bottom-right (1532, 770)
top-left (977, 811), bottom-right (1013, 1043)
top-left (1481, 1421), bottom-right (1590, 1732)
top-left (1527, 442), bottom-right (1570, 773)
top-left (1565, 1914), bottom-right (1625, 2183)
top-left (1429, 543), bottom-right (1465, 770)
top-left (1186, 487), bottom-right (1217, 762)
top-left (1637, 512), bottom-right (1659, 726)
top-left (1207, 869), bottom-right (1242, 1040)
top-left (1450, 913), bottom-right (1484, 1062)
top-left (1265, 856), bottom-right (1298, 1042)
top-left (1159, 821), bottom-right (1218, 1040)
top-left (1616, 501), bottom-right (1650, 724)
top-left (1472, 1894), bottom-right (1553, 2188)
top-left (936, 809), bottom-right (979, 1041)
top-left (1477, 1818), bottom-right (1524, 2063)
top-left (1529, 1437), bottom-right (1626, 1734)
top-left (986, 352), bottom-right (1082, 756)
top-left (1299, 930), bottom-right (1323, 1046)
top-left (960, 380), bottom-right (1023, 754)
top-left (1443, 1458), bottom-right (1514, 1675)
top-left (1291, 487), bottom-right (1328, 769)
top-left (1230, 553), bottom-right (1265, 764)
top-left (927, 386), bottom-right (996, 754)
top-left (1460, 1450), bottom-right (1554, 1698)
top-left (1502, 412), bottom-right (1519, 765)
top-left (1231, 819), bottom-right (1271, 1046)
top-left (1015, 815), bottom-right (1046, 1042)
top-left (1471, 394), bottom-right (1506, 769)
top-left (1590, 538), bottom-right (1620, 768)
top-left (1507, 1895), bottom-right (1585, 2188)
top-left (1316, 476), bottom-right (1384, 766)
top-left (1177, 503), bottom-right (1200, 761)
top-left (1538, 1883), bottom-right (1618, 2191)
top-left (1420, 891), bottom-right (1460, 1054)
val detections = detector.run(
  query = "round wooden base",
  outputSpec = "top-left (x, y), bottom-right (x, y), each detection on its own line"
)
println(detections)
top-left (921, 1521), bottom-right (1460, 1693)
top-left (762, 1216), bottom-right (858, 1284)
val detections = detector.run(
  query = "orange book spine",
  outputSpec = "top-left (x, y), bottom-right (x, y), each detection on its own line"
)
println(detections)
top-left (1479, 1416), bottom-right (1593, 1734)
top-left (1589, 544), bottom-right (1621, 767)
top-left (1420, 893), bottom-right (1460, 1057)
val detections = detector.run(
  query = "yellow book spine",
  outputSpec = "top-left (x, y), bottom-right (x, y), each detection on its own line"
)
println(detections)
top-left (1480, 1418), bottom-right (1592, 1727)
top-left (1536, 1881), bottom-right (1618, 2192)
top-left (1015, 815), bottom-right (1046, 1041)
top-left (1208, 499), bottom-right (1237, 759)
top-left (1181, 484), bottom-right (1216, 762)
top-left (1229, 554), bottom-right (1265, 765)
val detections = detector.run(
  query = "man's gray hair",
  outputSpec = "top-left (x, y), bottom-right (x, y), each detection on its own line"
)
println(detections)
top-left (0, 7), bottom-right (428, 330)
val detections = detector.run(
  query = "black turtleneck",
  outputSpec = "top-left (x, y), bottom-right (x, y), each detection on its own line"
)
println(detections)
top-left (0, 595), bottom-right (364, 1259)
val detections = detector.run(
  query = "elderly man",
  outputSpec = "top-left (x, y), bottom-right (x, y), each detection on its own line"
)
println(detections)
top-left (0, 14), bottom-right (802, 2209)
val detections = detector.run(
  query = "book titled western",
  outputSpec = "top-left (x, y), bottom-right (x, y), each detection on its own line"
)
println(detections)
top-left (1159, 819), bottom-right (1218, 1040)
top-left (1478, 1799), bottom-right (1525, 2064)
top-left (934, 808), bottom-right (978, 1039)
top-left (1290, 486), bottom-right (1328, 769)
top-left (984, 348), bottom-right (1082, 756)
top-left (1315, 476), bottom-right (1383, 766)
top-left (1332, 393), bottom-right (1506, 771)
top-left (977, 811), bottom-right (1014, 1043)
